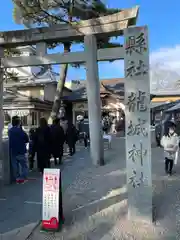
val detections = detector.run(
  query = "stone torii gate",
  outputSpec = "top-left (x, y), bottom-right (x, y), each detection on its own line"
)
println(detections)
top-left (0, 5), bottom-right (139, 166)
top-left (0, 6), bottom-right (153, 223)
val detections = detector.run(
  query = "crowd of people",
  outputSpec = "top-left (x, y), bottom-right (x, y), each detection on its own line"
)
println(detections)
top-left (8, 112), bottom-right (179, 183)
top-left (8, 113), bottom-right (125, 184)
top-left (8, 116), bottom-right (79, 184)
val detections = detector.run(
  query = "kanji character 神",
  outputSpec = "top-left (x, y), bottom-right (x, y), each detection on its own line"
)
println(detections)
top-left (128, 143), bottom-right (147, 166)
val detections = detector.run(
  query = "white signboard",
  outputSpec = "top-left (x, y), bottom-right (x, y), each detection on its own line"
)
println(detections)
top-left (7, 109), bottom-right (30, 117)
top-left (42, 168), bottom-right (62, 230)
top-left (124, 26), bottom-right (152, 223)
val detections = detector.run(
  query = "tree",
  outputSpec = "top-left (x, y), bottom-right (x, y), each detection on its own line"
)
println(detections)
top-left (12, 0), bottom-right (120, 120)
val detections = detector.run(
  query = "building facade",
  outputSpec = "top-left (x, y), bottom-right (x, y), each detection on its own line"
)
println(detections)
top-left (65, 78), bottom-right (125, 124)
top-left (3, 46), bottom-right (72, 135)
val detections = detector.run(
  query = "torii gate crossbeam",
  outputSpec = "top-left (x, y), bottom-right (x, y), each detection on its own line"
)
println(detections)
top-left (0, 6), bottom-right (138, 47)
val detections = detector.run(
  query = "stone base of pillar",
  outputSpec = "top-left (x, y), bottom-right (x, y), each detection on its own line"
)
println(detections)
top-left (128, 185), bottom-right (152, 224)
top-left (0, 139), bottom-right (11, 186)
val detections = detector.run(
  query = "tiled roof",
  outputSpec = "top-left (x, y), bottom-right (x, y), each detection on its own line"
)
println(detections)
top-left (5, 79), bottom-right (71, 92)
top-left (3, 90), bottom-right (52, 105)
top-left (67, 78), bottom-right (124, 101)
top-left (100, 78), bottom-right (124, 85)
top-left (166, 102), bottom-right (180, 112)
top-left (5, 80), bottom-right (57, 87)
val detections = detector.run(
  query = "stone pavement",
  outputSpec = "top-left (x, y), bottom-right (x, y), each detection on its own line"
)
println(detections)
top-left (28, 138), bottom-right (180, 240)
top-left (0, 143), bottom-right (88, 240)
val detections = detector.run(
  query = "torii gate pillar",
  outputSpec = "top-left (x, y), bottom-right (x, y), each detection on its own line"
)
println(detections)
top-left (84, 35), bottom-right (104, 165)
top-left (0, 48), bottom-right (4, 183)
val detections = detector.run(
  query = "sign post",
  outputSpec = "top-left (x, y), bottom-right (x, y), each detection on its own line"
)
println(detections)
top-left (42, 168), bottom-right (64, 231)
top-left (124, 26), bottom-right (152, 223)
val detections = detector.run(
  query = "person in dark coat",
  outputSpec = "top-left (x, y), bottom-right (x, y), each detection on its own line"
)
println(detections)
top-left (66, 122), bottom-right (78, 156)
top-left (33, 118), bottom-right (51, 173)
top-left (9, 116), bottom-right (29, 183)
top-left (28, 128), bottom-right (36, 171)
top-left (77, 118), bottom-right (89, 148)
top-left (50, 118), bottom-right (65, 165)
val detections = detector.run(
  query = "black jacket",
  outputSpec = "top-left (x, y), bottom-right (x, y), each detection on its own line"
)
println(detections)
top-left (34, 126), bottom-right (52, 157)
top-left (50, 124), bottom-right (65, 153)
top-left (66, 124), bottom-right (78, 145)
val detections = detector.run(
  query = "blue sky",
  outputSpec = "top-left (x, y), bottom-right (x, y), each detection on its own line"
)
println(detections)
top-left (1, 0), bottom-right (180, 82)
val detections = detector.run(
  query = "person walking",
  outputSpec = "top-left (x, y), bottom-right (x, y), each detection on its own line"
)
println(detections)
top-left (102, 116), bottom-right (110, 134)
top-left (66, 121), bottom-right (78, 156)
top-left (111, 116), bottom-right (117, 134)
top-left (77, 117), bottom-right (89, 148)
top-left (155, 123), bottom-right (162, 147)
top-left (9, 116), bottom-right (29, 184)
top-left (50, 118), bottom-right (65, 165)
top-left (161, 121), bottom-right (179, 175)
top-left (33, 118), bottom-right (51, 174)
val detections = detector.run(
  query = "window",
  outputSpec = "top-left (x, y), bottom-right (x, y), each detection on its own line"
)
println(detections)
top-left (40, 90), bottom-right (44, 100)
top-left (20, 116), bottom-right (28, 126)
top-left (32, 112), bottom-right (38, 126)
top-left (4, 112), bottom-right (10, 124)
top-left (101, 98), bottom-right (107, 106)
top-left (40, 112), bottom-right (44, 118)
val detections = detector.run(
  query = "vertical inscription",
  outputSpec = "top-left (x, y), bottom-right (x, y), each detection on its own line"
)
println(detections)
top-left (124, 26), bottom-right (152, 222)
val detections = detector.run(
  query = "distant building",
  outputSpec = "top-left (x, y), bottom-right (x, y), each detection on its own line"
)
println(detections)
top-left (3, 46), bottom-right (72, 135)
top-left (65, 78), bottom-right (180, 126)
top-left (63, 78), bottom-right (125, 124)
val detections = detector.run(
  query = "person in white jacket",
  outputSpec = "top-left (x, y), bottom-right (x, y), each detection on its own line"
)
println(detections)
top-left (161, 121), bottom-right (179, 175)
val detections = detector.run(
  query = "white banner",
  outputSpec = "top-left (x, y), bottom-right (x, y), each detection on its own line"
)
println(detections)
top-left (7, 109), bottom-right (30, 117)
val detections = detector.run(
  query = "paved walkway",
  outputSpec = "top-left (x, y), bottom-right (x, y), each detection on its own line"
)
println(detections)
top-left (29, 138), bottom-right (180, 240)
top-left (1, 138), bottom-right (180, 239)
top-left (0, 143), bottom-right (89, 240)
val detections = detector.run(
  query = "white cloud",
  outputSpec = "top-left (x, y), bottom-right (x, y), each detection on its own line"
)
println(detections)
top-left (150, 45), bottom-right (180, 93)
top-left (150, 45), bottom-right (180, 71)
top-left (109, 45), bottom-right (180, 94)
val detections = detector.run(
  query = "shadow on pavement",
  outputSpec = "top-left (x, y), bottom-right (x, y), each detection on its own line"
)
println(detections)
top-left (152, 147), bottom-right (180, 235)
